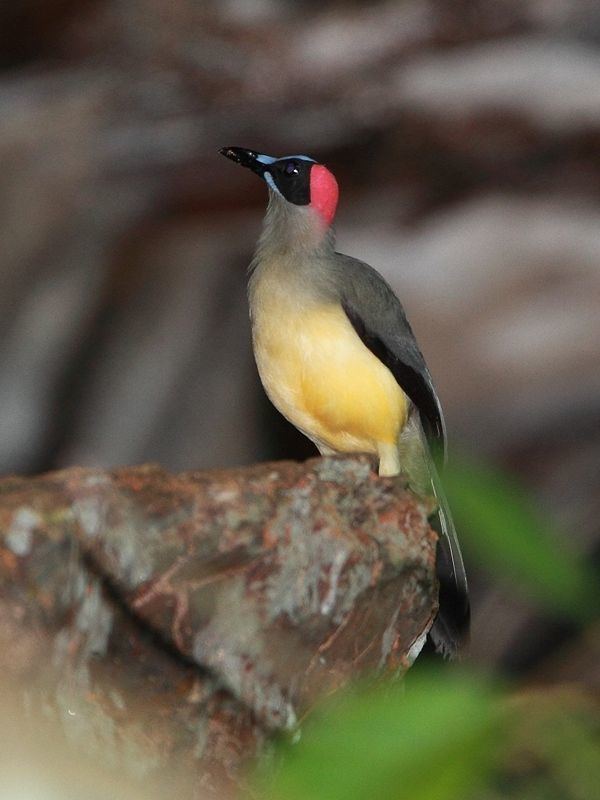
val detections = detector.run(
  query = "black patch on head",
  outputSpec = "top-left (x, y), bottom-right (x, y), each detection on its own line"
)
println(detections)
top-left (267, 158), bottom-right (313, 205)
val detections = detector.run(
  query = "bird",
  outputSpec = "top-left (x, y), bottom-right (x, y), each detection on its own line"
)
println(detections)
top-left (220, 146), bottom-right (469, 658)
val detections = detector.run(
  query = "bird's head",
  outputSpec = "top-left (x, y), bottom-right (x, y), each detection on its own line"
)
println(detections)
top-left (220, 147), bottom-right (339, 229)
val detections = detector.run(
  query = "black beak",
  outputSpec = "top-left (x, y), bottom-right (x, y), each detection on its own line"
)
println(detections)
top-left (219, 146), bottom-right (269, 178)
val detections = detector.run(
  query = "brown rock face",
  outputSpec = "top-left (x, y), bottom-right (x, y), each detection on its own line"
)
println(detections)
top-left (0, 455), bottom-right (437, 796)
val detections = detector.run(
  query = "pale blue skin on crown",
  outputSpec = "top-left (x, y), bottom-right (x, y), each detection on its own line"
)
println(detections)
top-left (255, 153), bottom-right (316, 165)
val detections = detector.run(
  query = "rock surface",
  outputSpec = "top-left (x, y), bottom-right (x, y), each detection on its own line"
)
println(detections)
top-left (0, 454), bottom-right (437, 796)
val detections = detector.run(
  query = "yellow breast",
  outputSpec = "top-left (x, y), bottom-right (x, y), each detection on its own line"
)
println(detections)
top-left (250, 284), bottom-right (408, 455)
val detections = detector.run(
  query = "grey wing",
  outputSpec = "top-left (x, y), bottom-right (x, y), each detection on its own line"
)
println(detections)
top-left (336, 255), bottom-right (447, 463)
top-left (336, 254), bottom-right (469, 657)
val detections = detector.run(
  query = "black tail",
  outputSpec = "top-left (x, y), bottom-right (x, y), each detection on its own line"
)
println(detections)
top-left (429, 521), bottom-right (471, 658)
top-left (404, 417), bottom-right (470, 659)
top-left (427, 459), bottom-right (470, 659)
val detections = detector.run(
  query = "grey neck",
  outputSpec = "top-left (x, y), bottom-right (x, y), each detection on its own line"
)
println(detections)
top-left (252, 191), bottom-right (336, 266)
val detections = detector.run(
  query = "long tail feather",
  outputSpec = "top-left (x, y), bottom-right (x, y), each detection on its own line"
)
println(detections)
top-left (400, 413), bottom-right (470, 658)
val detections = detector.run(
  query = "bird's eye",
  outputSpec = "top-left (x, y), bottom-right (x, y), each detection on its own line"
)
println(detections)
top-left (284, 161), bottom-right (299, 175)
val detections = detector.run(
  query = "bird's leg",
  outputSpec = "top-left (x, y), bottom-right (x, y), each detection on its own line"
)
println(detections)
top-left (377, 442), bottom-right (401, 477)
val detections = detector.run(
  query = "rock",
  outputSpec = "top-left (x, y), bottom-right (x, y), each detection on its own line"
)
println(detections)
top-left (0, 454), bottom-right (437, 795)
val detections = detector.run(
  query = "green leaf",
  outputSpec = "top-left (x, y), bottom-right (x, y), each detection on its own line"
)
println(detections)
top-left (443, 457), bottom-right (598, 620)
top-left (252, 669), bottom-right (500, 800)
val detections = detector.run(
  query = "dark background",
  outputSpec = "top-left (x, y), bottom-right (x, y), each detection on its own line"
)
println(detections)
top-left (1, 0), bottom-right (598, 680)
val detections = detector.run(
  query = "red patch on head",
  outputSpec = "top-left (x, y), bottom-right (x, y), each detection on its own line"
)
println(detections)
top-left (309, 164), bottom-right (339, 227)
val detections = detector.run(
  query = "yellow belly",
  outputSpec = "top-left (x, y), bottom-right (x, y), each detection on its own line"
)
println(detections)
top-left (252, 300), bottom-right (408, 454)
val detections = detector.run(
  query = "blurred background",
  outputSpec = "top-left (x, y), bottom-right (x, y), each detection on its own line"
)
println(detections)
top-left (1, 0), bottom-right (599, 682)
